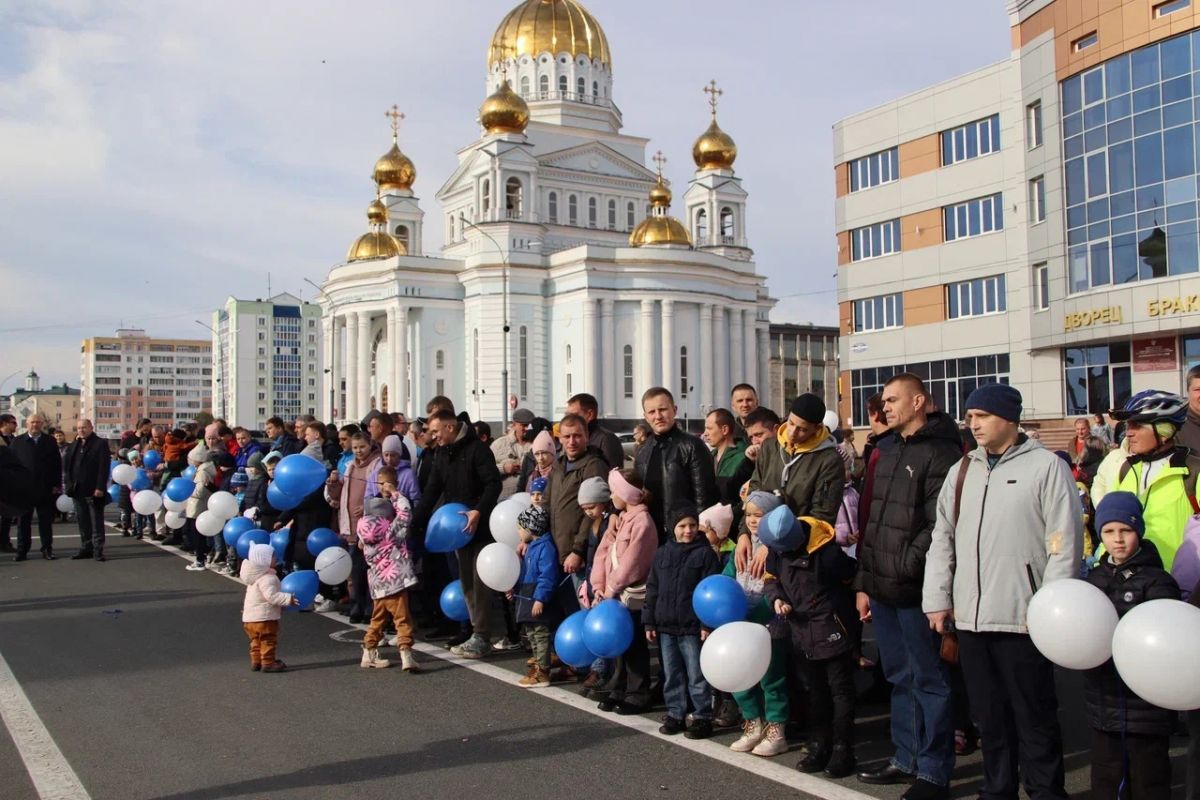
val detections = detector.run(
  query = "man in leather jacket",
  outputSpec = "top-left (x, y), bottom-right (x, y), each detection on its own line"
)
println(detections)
top-left (633, 387), bottom-right (717, 543)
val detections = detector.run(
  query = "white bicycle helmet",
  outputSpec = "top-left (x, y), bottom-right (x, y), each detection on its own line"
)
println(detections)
top-left (1110, 390), bottom-right (1187, 426)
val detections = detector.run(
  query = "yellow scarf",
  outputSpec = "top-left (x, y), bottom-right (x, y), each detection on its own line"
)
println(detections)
top-left (777, 422), bottom-right (830, 456)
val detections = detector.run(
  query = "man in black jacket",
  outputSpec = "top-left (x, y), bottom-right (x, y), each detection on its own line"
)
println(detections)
top-left (10, 413), bottom-right (62, 561)
top-left (634, 387), bottom-right (718, 543)
top-left (566, 393), bottom-right (624, 469)
top-left (64, 418), bottom-right (111, 561)
top-left (411, 410), bottom-right (502, 659)
top-left (854, 374), bottom-right (961, 799)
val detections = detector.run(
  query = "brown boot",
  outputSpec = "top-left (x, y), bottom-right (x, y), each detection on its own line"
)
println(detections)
top-left (517, 665), bottom-right (551, 688)
top-left (261, 661), bottom-right (288, 673)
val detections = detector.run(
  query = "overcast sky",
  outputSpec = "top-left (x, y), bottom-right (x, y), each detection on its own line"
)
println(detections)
top-left (0, 0), bottom-right (1011, 390)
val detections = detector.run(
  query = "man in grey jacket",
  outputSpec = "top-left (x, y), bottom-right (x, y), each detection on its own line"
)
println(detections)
top-left (923, 384), bottom-right (1081, 800)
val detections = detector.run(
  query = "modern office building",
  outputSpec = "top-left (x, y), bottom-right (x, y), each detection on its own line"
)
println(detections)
top-left (211, 293), bottom-right (324, 429)
top-left (80, 329), bottom-right (212, 437)
top-left (765, 323), bottom-right (839, 417)
top-left (836, 0), bottom-right (1200, 428)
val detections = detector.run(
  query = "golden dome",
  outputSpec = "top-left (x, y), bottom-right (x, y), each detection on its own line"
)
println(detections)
top-left (480, 81), bottom-right (530, 134)
top-left (630, 216), bottom-right (692, 248)
top-left (347, 203), bottom-right (405, 262)
top-left (367, 198), bottom-right (388, 223)
top-left (693, 118), bottom-right (737, 171)
top-left (649, 180), bottom-right (672, 207)
top-left (488, 0), bottom-right (611, 67)
top-left (373, 140), bottom-right (416, 191)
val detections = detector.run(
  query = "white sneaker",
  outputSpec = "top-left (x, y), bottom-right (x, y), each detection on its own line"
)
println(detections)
top-left (730, 718), bottom-right (766, 752)
top-left (492, 637), bottom-right (522, 651)
top-left (751, 722), bottom-right (788, 757)
top-left (314, 598), bottom-right (337, 613)
top-left (185, 562), bottom-right (206, 572)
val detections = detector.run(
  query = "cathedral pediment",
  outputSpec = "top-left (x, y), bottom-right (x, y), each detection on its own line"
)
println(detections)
top-left (538, 143), bottom-right (656, 182)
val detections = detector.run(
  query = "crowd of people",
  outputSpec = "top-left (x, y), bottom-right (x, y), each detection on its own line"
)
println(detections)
top-left (2, 374), bottom-right (1200, 800)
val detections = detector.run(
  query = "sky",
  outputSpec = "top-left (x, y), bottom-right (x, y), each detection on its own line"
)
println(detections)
top-left (0, 0), bottom-right (1012, 391)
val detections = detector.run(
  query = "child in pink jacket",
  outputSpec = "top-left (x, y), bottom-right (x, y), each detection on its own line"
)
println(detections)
top-left (240, 543), bottom-right (296, 672)
top-left (590, 468), bottom-right (658, 714)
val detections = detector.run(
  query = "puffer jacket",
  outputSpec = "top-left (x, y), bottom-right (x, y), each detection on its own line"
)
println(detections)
top-left (410, 412), bottom-right (502, 551)
top-left (547, 447), bottom-right (608, 565)
top-left (590, 504), bottom-right (657, 601)
top-left (856, 413), bottom-right (963, 607)
top-left (356, 496), bottom-right (417, 600)
top-left (634, 427), bottom-right (718, 541)
top-left (643, 537), bottom-right (720, 636)
top-left (923, 435), bottom-right (1084, 633)
top-left (240, 560), bottom-right (293, 622)
top-left (763, 518), bottom-right (858, 660)
top-left (516, 533), bottom-right (561, 625)
top-left (1111, 446), bottom-right (1198, 572)
top-left (1084, 541), bottom-right (1180, 735)
top-left (747, 425), bottom-right (844, 527)
top-left (186, 461), bottom-right (216, 519)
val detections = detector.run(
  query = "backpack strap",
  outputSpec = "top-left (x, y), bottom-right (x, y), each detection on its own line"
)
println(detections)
top-left (1118, 459), bottom-right (1132, 485)
top-left (952, 454), bottom-right (971, 526)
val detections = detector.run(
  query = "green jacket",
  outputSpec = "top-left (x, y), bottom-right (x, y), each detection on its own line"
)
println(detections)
top-left (1114, 448), bottom-right (1194, 572)
top-left (746, 427), bottom-right (844, 527)
top-left (715, 440), bottom-right (749, 479)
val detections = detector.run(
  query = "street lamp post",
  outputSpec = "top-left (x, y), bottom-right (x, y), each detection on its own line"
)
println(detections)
top-left (461, 219), bottom-right (509, 430)
top-left (303, 278), bottom-right (337, 423)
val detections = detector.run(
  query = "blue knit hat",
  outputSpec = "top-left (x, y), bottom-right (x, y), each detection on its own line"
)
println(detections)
top-left (760, 505), bottom-right (809, 552)
top-left (1094, 491), bottom-right (1145, 537)
top-left (965, 383), bottom-right (1023, 422)
top-left (530, 476), bottom-right (548, 493)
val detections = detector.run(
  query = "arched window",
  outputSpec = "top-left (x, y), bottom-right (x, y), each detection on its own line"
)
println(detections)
top-left (481, 178), bottom-right (491, 215)
top-left (593, 81), bottom-right (599, 98)
top-left (680, 346), bottom-right (689, 397)
top-left (506, 177), bottom-right (522, 219)
top-left (695, 209), bottom-right (708, 243)
top-left (623, 345), bottom-right (634, 398)
top-left (394, 224), bottom-right (409, 251)
top-left (721, 207), bottom-right (735, 241)
top-left (558, 74), bottom-right (568, 93)
top-left (539, 74), bottom-right (549, 95)
top-left (607, 199), bottom-right (616, 229)
top-left (577, 76), bottom-right (585, 96)
top-left (520, 75), bottom-right (530, 96)
top-left (435, 350), bottom-right (445, 370)
top-left (627, 201), bottom-right (636, 230)
top-left (568, 195), bottom-right (578, 225)
top-left (548, 191), bottom-right (558, 224)
top-left (518, 326), bottom-right (528, 398)
top-left (566, 344), bottom-right (572, 363)
top-left (587, 197), bottom-right (597, 228)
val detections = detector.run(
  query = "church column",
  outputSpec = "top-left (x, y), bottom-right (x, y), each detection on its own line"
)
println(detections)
top-left (322, 314), bottom-right (334, 420)
top-left (385, 308), bottom-right (397, 412)
top-left (660, 299), bottom-right (675, 396)
top-left (757, 325), bottom-right (770, 402)
top-left (639, 299), bottom-right (656, 395)
top-left (583, 297), bottom-right (598, 400)
top-left (357, 311), bottom-right (372, 415)
top-left (743, 309), bottom-right (758, 390)
top-left (713, 307), bottom-right (728, 401)
top-left (699, 304), bottom-right (713, 411)
top-left (345, 313), bottom-right (359, 421)
top-left (599, 298), bottom-right (615, 414)
top-left (730, 308), bottom-right (744, 386)
top-left (396, 305), bottom-right (409, 416)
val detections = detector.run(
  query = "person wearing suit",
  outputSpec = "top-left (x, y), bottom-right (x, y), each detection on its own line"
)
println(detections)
top-left (10, 413), bottom-right (62, 561)
top-left (64, 418), bottom-right (111, 561)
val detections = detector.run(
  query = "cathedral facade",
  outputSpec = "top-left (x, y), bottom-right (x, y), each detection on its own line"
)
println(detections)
top-left (319, 0), bottom-right (774, 425)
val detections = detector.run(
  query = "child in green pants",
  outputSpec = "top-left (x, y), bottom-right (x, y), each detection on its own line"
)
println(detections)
top-left (725, 491), bottom-right (790, 757)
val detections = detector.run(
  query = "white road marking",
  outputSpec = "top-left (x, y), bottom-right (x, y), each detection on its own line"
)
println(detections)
top-left (0, 650), bottom-right (92, 800)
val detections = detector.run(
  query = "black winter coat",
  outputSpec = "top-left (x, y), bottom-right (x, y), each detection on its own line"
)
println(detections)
top-left (1084, 541), bottom-right (1181, 736)
top-left (64, 434), bottom-right (111, 499)
top-left (411, 413), bottom-right (502, 550)
top-left (10, 433), bottom-right (62, 500)
top-left (634, 427), bottom-right (718, 542)
top-left (0, 447), bottom-right (36, 516)
top-left (764, 522), bottom-right (858, 660)
top-left (643, 537), bottom-right (721, 636)
top-left (856, 413), bottom-right (962, 607)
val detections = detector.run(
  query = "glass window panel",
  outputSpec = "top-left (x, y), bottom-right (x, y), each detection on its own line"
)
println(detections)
top-left (991, 115), bottom-right (1000, 149)
top-left (1109, 142), bottom-right (1135, 193)
top-left (1091, 241), bottom-right (1112, 286)
top-left (968, 201), bottom-right (981, 235)
top-left (985, 279), bottom-right (997, 312)
top-left (1162, 35), bottom-right (1191, 78)
top-left (979, 354), bottom-right (998, 376)
top-left (1084, 104), bottom-right (1107, 130)
top-left (1135, 109), bottom-right (1162, 136)
top-left (1135, 133), bottom-right (1165, 185)
top-left (971, 280), bottom-right (984, 314)
top-left (1140, 226), bottom-right (1168, 279)
top-left (1164, 75), bottom-right (1192, 105)
top-left (1168, 221), bottom-right (1200, 274)
top-left (959, 357), bottom-right (977, 377)
top-left (1112, 214), bottom-right (1137, 235)
top-left (947, 288), bottom-right (958, 319)
top-left (1138, 209), bottom-right (1163, 229)
top-left (1088, 198), bottom-right (1110, 222)
top-left (965, 125), bottom-right (977, 158)
top-left (1065, 368), bottom-right (1088, 415)
top-left (1068, 202), bottom-right (1088, 229)
top-left (1065, 134), bottom-right (1085, 160)
top-left (1168, 202), bottom-right (1197, 223)
top-left (1113, 233), bottom-right (1139, 282)
top-left (1134, 85), bottom-right (1162, 113)
top-left (1132, 47), bottom-right (1160, 88)
top-left (1087, 152), bottom-right (1108, 197)
top-left (1085, 127), bottom-right (1109, 152)
top-left (1089, 221), bottom-right (1111, 240)
top-left (1070, 227), bottom-right (1089, 245)
top-left (1113, 366), bottom-right (1133, 410)
top-left (1064, 112), bottom-right (1084, 138)
top-left (1168, 175), bottom-right (1197, 204)
top-left (1137, 182), bottom-right (1166, 211)
top-left (1165, 124), bottom-right (1196, 178)
top-left (1164, 99), bottom-right (1194, 128)
top-left (1064, 348), bottom-right (1085, 368)
top-left (1108, 117), bottom-right (1134, 144)
top-left (1069, 244), bottom-right (1090, 292)
top-left (1107, 94), bottom-right (1133, 121)
top-left (1084, 69), bottom-right (1104, 104)
top-left (1088, 365), bottom-right (1112, 413)
top-left (1063, 75), bottom-right (1083, 115)
top-left (1107, 55), bottom-right (1132, 95)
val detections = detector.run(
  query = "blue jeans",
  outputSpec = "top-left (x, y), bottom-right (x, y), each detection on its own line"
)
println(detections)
top-left (871, 599), bottom-right (955, 786)
top-left (659, 633), bottom-right (711, 721)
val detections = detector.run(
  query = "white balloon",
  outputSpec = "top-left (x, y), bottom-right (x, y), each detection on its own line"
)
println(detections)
top-left (315, 546), bottom-right (352, 585)
top-left (489, 499), bottom-right (524, 550)
top-left (132, 490), bottom-right (163, 516)
top-left (1113, 599), bottom-right (1200, 711)
top-left (206, 491), bottom-right (240, 521)
top-left (195, 510), bottom-right (225, 537)
top-left (163, 496), bottom-right (186, 513)
top-left (111, 464), bottom-right (136, 486)
top-left (1026, 578), bottom-right (1119, 670)
top-left (476, 542), bottom-right (522, 592)
top-left (700, 621), bottom-right (772, 692)
top-left (508, 492), bottom-right (532, 509)
top-left (165, 510), bottom-right (187, 529)
top-left (55, 495), bottom-right (73, 513)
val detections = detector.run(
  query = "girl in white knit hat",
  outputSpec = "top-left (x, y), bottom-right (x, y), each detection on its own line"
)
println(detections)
top-left (240, 543), bottom-right (297, 673)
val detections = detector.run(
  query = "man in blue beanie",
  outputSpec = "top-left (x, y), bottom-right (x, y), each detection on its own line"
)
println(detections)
top-left (923, 383), bottom-right (1081, 800)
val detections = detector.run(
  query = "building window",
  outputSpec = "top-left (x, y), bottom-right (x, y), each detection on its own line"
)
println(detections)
top-left (558, 74), bottom-right (568, 93)
top-left (548, 191), bottom-right (558, 223)
top-left (941, 114), bottom-right (1001, 165)
top-left (1026, 101), bottom-right (1043, 149)
top-left (505, 177), bottom-right (523, 219)
top-left (577, 76), bottom-right (585, 96)
top-left (539, 74), bottom-right (549, 95)
top-left (481, 179), bottom-right (491, 214)
top-left (395, 225), bottom-right (409, 251)
top-left (695, 208), bottom-right (708, 242)
top-left (435, 350), bottom-right (444, 370)
top-left (1073, 32), bottom-right (1098, 52)
top-left (623, 345), bottom-right (634, 398)
top-left (853, 293), bottom-right (904, 332)
top-left (1029, 176), bottom-right (1046, 223)
top-left (593, 81), bottom-right (599, 98)
top-left (1155, 0), bottom-right (1191, 17)
top-left (436, 378), bottom-right (445, 396)
top-left (565, 344), bottom-right (572, 364)
top-left (587, 197), bottom-right (597, 228)
top-left (1064, 342), bottom-right (1131, 415)
top-left (568, 195), bottom-right (578, 225)
top-left (947, 274), bottom-right (1007, 319)
top-left (848, 147), bottom-right (899, 192)
top-left (679, 346), bottom-right (688, 397)
top-left (944, 193), bottom-right (1004, 241)
top-left (851, 219), bottom-right (901, 260)
top-left (851, 353), bottom-right (1011, 425)
top-left (720, 207), bottom-right (735, 242)
top-left (519, 326), bottom-right (528, 398)
top-left (1034, 263), bottom-right (1050, 311)
top-left (626, 201), bottom-right (635, 230)
top-left (520, 75), bottom-right (530, 96)
top-left (607, 199), bottom-right (617, 229)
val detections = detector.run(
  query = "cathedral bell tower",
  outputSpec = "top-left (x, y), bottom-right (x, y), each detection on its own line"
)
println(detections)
top-left (684, 81), bottom-right (751, 260)
top-left (374, 105), bottom-right (424, 255)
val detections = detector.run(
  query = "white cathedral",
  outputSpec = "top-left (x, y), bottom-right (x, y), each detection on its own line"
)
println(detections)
top-left (319, 0), bottom-right (774, 425)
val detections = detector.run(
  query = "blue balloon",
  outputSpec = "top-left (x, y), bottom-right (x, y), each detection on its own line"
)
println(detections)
top-left (555, 609), bottom-right (597, 668)
top-left (425, 502), bottom-right (471, 553)
top-left (236, 529), bottom-right (270, 560)
top-left (693, 574), bottom-right (749, 629)
top-left (142, 450), bottom-right (162, 471)
top-left (165, 477), bottom-right (193, 503)
top-left (130, 468), bottom-right (152, 491)
top-left (439, 580), bottom-right (470, 622)
top-left (760, 506), bottom-right (808, 552)
top-left (222, 516), bottom-right (255, 548)
top-left (107, 484), bottom-right (121, 504)
top-left (269, 529), bottom-right (291, 563)
top-left (281, 570), bottom-right (320, 610)
top-left (582, 599), bottom-right (635, 658)
top-left (267, 481), bottom-right (302, 511)
top-left (182, 465), bottom-right (197, 480)
top-left (273, 454), bottom-right (326, 498)
top-left (306, 528), bottom-right (340, 557)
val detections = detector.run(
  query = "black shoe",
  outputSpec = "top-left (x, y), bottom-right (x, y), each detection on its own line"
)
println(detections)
top-left (95, 555), bottom-right (106, 562)
top-left (684, 719), bottom-right (713, 740)
top-left (902, 779), bottom-right (949, 800)
top-left (597, 698), bottom-right (619, 712)
top-left (71, 551), bottom-right (93, 560)
top-left (796, 741), bottom-right (831, 774)
top-left (659, 716), bottom-right (686, 735)
top-left (161, 534), bottom-right (183, 547)
top-left (858, 763), bottom-right (917, 785)
top-left (13, 553), bottom-right (27, 562)
top-left (349, 613), bottom-right (365, 624)
top-left (824, 743), bottom-right (856, 779)
top-left (41, 550), bottom-right (54, 560)
top-left (615, 701), bottom-right (649, 716)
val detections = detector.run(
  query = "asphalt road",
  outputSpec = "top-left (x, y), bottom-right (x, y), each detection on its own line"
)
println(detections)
top-left (0, 520), bottom-right (1189, 799)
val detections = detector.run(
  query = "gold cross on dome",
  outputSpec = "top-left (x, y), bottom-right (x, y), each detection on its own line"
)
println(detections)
top-left (385, 105), bottom-right (405, 138)
top-left (704, 79), bottom-right (723, 117)
top-left (652, 150), bottom-right (667, 178)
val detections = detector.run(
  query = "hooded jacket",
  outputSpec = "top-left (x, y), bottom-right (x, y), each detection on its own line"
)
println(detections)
top-left (547, 447), bottom-right (608, 565)
top-left (1112, 446), bottom-right (1196, 572)
top-left (1084, 540), bottom-right (1180, 735)
top-left (240, 559), bottom-right (293, 622)
top-left (643, 536), bottom-right (721, 636)
top-left (763, 518), bottom-right (858, 660)
top-left (923, 435), bottom-right (1083, 633)
top-left (516, 533), bottom-right (561, 625)
top-left (746, 426), bottom-right (844, 528)
top-left (633, 426), bottom-right (718, 541)
top-left (410, 412), bottom-right (502, 551)
top-left (356, 496), bottom-right (418, 599)
top-left (590, 503), bottom-right (657, 601)
top-left (856, 412), bottom-right (963, 607)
